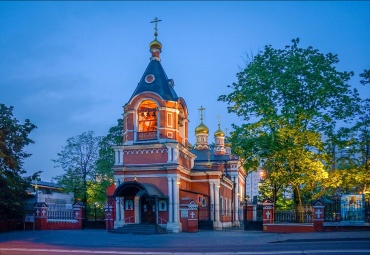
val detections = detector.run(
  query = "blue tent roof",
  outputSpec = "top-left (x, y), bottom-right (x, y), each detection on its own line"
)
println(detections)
top-left (129, 59), bottom-right (178, 102)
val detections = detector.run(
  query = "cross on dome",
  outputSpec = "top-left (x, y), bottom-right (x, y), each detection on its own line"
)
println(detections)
top-left (199, 106), bottom-right (206, 122)
top-left (150, 17), bottom-right (162, 40)
top-left (216, 115), bottom-right (221, 129)
top-left (149, 17), bottom-right (163, 60)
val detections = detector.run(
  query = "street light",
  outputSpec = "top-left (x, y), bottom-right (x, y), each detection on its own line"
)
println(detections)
top-left (94, 202), bottom-right (98, 224)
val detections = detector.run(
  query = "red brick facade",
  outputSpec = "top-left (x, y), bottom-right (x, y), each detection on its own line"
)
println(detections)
top-left (107, 34), bottom-right (246, 233)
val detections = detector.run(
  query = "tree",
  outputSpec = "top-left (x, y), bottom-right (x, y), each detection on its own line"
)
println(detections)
top-left (0, 103), bottom-right (36, 217)
top-left (219, 39), bottom-right (357, 208)
top-left (320, 69), bottom-right (369, 196)
top-left (360, 69), bottom-right (370, 86)
top-left (86, 119), bottom-right (122, 218)
top-left (53, 131), bottom-right (101, 209)
top-left (326, 70), bottom-right (370, 197)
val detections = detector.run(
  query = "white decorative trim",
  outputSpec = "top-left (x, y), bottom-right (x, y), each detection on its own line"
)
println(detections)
top-left (47, 219), bottom-right (78, 223)
top-left (122, 148), bottom-right (167, 155)
top-left (167, 112), bottom-right (173, 127)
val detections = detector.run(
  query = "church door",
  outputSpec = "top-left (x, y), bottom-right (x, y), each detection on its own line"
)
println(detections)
top-left (140, 196), bottom-right (156, 224)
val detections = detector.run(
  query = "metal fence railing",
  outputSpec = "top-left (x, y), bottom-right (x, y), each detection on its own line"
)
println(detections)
top-left (274, 206), bottom-right (313, 224)
top-left (324, 197), bottom-right (370, 223)
top-left (47, 204), bottom-right (75, 220)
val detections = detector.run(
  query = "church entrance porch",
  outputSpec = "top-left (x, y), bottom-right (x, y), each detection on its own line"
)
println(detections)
top-left (112, 181), bottom-right (167, 226)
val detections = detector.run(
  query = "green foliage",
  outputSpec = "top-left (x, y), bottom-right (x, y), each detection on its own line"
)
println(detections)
top-left (0, 103), bottom-right (36, 216)
top-left (54, 119), bottom-right (122, 218)
top-left (53, 131), bottom-right (101, 205)
top-left (219, 39), bottom-right (357, 207)
top-left (95, 118), bottom-right (123, 181)
top-left (87, 119), bottom-right (122, 214)
top-left (326, 94), bottom-right (370, 195)
top-left (360, 69), bottom-right (370, 86)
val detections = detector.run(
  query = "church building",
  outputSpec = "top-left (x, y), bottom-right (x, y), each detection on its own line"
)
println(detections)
top-left (106, 18), bottom-right (246, 233)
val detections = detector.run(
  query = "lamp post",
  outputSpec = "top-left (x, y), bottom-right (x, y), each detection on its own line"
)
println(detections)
top-left (94, 202), bottom-right (98, 228)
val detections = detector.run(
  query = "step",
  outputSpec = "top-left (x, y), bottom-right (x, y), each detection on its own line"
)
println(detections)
top-left (111, 224), bottom-right (167, 235)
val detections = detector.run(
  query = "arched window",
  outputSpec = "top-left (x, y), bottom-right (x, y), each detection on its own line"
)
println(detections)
top-left (137, 100), bottom-right (158, 132)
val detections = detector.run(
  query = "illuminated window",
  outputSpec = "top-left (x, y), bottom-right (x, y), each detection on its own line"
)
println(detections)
top-left (137, 100), bottom-right (158, 132)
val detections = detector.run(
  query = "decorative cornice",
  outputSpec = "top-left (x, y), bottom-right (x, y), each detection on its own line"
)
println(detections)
top-left (122, 148), bottom-right (167, 155)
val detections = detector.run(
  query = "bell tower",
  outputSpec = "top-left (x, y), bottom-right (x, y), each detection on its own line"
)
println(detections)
top-left (112, 18), bottom-right (196, 233)
top-left (122, 18), bottom-right (189, 147)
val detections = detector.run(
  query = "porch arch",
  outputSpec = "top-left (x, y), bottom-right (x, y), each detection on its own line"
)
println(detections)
top-left (114, 181), bottom-right (165, 197)
top-left (113, 181), bottom-right (167, 225)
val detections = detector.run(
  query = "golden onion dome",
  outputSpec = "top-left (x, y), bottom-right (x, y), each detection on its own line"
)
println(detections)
top-left (224, 139), bottom-right (231, 147)
top-left (195, 122), bottom-right (209, 135)
top-left (149, 39), bottom-right (162, 50)
top-left (214, 128), bottom-right (225, 137)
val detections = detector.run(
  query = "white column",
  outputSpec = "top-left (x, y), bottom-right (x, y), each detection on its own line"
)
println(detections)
top-left (120, 199), bottom-right (125, 222)
top-left (209, 182), bottom-right (214, 221)
top-left (234, 176), bottom-right (239, 221)
top-left (173, 179), bottom-right (179, 223)
top-left (167, 177), bottom-right (173, 223)
top-left (167, 177), bottom-right (181, 233)
top-left (114, 177), bottom-right (124, 228)
top-left (117, 149), bottom-right (122, 165)
top-left (173, 147), bottom-right (178, 162)
top-left (114, 149), bottom-right (119, 165)
top-left (214, 182), bottom-right (220, 224)
top-left (115, 198), bottom-right (120, 221)
top-left (134, 196), bottom-right (140, 223)
top-left (166, 146), bottom-right (172, 163)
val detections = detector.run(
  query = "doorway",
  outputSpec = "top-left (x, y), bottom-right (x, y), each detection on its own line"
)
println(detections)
top-left (140, 196), bottom-right (155, 224)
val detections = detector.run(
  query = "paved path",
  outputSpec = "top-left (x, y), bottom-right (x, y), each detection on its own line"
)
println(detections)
top-left (1, 229), bottom-right (370, 254)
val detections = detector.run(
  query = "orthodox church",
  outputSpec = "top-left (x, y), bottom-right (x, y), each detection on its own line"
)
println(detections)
top-left (107, 18), bottom-right (246, 233)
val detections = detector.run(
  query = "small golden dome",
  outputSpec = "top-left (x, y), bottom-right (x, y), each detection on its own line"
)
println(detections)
top-left (150, 39), bottom-right (162, 50)
top-left (224, 139), bottom-right (231, 147)
top-left (214, 128), bottom-right (225, 137)
top-left (195, 122), bottom-right (209, 135)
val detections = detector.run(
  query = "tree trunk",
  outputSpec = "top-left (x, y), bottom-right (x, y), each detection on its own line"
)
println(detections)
top-left (293, 185), bottom-right (304, 223)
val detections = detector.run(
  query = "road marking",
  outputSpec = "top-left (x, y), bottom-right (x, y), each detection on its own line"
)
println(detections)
top-left (1, 248), bottom-right (370, 254)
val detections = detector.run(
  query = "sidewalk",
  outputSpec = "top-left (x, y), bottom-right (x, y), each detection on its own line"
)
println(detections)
top-left (1, 229), bottom-right (370, 248)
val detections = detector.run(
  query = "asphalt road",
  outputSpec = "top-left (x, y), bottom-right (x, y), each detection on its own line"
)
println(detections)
top-left (1, 229), bottom-right (370, 254)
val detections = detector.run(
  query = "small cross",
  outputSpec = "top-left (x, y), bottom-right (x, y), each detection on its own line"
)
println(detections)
top-left (225, 128), bottom-right (229, 137)
top-left (42, 209), bottom-right (46, 216)
top-left (75, 211), bottom-right (79, 218)
top-left (266, 210), bottom-right (271, 219)
top-left (190, 212), bottom-right (195, 219)
top-left (216, 115), bottom-right (222, 129)
top-left (36, 209), bottom-right (40, 216)
top-left (199, 106), bottom-right (206, 122)
top-left (315, 209), bottom-right (322, 218)
top-left (150, 17), bottom-right (162, 39)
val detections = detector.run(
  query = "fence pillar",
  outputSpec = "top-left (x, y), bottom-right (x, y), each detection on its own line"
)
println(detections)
top-left (313, 200), bottom-right (324, 232)
top-left (104, 204), bottom-right (114, 231)
top-left (262, 199), bottom-right (274, 224)
top-left (73, 202), bottom-right (84, 229)
top-left (34, 203), bottom-right (48, 230)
